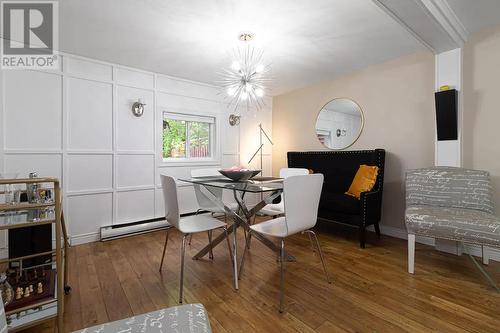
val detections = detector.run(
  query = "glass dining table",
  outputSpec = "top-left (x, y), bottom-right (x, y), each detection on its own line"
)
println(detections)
top-left (178, 176), bottom-right (288, 290)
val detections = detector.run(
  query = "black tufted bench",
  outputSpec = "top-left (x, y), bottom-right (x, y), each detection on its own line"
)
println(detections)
top-left (287, 149), bottom-right (385, 248)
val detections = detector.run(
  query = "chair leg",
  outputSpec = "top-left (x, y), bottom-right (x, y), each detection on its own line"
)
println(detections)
top-left (374, 222), bottom-right (381, 239)
top-left (224, 227), bottom-right (233, 266)
top-left (246, 232), bottom-right (252, 250)
top-left (232, 224), bottom-right (239, 290)
top-left (179, 234), bottom-right (188, 304)
top-left (279, 238), bottom-right (286, 313)
top-left (208, 230), bottom-right (214, 260)
top-left (482, 246), bottom-right (489, 265)
top-left (243, 228), bottom-right (248, 247)
top-left (189, 210), bottom-right (203, 246)
top-left (159, 230), bottom-right (169, 272)
top-left (304, 231), bottom-right (316, 252)
top-left (408, 234), bottom-right (415, 274)
top-left (307, 230), bottom-right (331, 283)
top-left (359, 226), bottom-right (366, 248)
top-left (246, 215), bottom-right (256, 250)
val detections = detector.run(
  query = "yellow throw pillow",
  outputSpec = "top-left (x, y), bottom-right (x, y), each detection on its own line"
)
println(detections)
top-left (345, 165), bottom-right (379, 199)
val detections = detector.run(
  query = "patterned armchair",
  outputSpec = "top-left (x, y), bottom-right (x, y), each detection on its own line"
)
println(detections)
top-left (405, 167), bottom-right (500, 274)
top-left (73, 303), bottom-right (211, 333)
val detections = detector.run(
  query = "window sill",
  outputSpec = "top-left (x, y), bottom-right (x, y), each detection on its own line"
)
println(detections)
top-left (158, 158), bottom-right (221, 168)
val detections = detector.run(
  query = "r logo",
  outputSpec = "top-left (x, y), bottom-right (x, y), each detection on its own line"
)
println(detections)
top-left (2, 2), bottom-right (53, 54)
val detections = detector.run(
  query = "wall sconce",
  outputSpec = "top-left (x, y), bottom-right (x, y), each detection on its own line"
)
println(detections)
top-left (132, 99), bottom-right (146, 117)
top-left (228, 114), bottom-right (240, 126)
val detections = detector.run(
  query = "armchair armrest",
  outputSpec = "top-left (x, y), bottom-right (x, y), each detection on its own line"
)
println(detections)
top-left (360, 189), bottom-right (383, 223)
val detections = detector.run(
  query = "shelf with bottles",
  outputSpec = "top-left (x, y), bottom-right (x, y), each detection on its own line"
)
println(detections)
top-left (0, 174), bottom-right (58, 208)
top-left (0, 208), bottom-right (56, 230)
top-left (0, 202), bottom-right (55, 212)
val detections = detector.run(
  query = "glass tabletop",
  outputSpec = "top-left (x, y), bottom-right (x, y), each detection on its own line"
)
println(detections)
top-left (179, 176), bottom-right (283, 193)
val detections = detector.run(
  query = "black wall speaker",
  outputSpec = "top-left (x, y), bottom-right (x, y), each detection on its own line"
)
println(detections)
top-left (435, 89), bottom-right (458, 141)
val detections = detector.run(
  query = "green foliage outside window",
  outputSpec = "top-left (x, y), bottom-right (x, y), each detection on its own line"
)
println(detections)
top-left (163, 119), bottom-right (186, 158)
top-left (163, 118), bottom-right (211, 159)
top-left (189, 122), bottom-right (210, 156)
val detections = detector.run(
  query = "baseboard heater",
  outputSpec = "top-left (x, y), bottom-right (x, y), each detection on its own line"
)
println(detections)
top-left (99, 211), bottom-right (207, 241)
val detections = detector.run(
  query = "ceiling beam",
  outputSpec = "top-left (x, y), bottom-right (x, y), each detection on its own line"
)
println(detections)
top-left (372, 0), bottom-right (469, 54)
top-left (416, 0), bottom-right (468, 47)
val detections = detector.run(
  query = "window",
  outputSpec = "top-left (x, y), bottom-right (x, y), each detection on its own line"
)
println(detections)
top-left (162, 112), bottom-right (215, 160)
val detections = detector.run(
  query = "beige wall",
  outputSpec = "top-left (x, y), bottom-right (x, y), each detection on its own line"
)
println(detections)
top-left (463, 24), bottom-right (500, 214)
top-left (272, 51), bottom-right (435, 229)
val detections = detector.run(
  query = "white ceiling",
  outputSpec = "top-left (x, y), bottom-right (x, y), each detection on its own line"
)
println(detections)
top-left (59, 0), bottom-right (500, 96)
top-left (447, 0), bottom-right (500, 34)
top-left (60, 0), bottom-right (423, 95)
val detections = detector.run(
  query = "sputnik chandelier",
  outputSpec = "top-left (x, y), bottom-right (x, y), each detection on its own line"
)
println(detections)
top-left (219, 33), bottom-right (271, 111)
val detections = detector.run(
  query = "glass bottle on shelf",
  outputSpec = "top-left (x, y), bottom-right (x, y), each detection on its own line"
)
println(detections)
top-left (27, 172), bottom-right (40, 203)
top-left (0, 173), bottom-right (19, 204)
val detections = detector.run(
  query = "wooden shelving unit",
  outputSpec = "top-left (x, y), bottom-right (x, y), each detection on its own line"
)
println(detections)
top-left (0, 177), bottom-right (64, 332)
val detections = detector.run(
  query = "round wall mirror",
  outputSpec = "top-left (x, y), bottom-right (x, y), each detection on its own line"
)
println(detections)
top-left (315, 98), bottom-right (364, 150)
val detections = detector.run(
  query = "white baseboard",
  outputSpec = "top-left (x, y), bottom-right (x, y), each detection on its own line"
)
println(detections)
top-left (70, 232), bottom-right (99, 245)
top-left (368, 224), bottom-right (500, 262)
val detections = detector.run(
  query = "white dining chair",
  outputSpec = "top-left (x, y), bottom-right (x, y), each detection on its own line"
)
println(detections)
top-left (159, 175), bottom-right (233, 304)
top-left (243, 174), bottom-right (331, 312)
top-left (190, 168), bottom-right (238, 252)
top-left (258, 168), bottom-right (309, 217)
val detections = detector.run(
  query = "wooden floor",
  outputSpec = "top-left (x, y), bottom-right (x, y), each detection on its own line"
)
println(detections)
top-left (23, 220), bottom-right (500, 333)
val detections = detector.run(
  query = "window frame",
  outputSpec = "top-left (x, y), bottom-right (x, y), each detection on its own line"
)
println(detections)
top-left (160, 111), bottom-right (220, 165)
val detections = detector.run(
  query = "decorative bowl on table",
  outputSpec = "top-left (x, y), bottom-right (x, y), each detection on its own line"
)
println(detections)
top-left (218, 167), bottom-right (261, 182)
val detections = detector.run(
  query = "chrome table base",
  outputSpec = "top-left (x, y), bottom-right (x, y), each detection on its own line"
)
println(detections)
top-left (191, 186), bottom-right (294, 289)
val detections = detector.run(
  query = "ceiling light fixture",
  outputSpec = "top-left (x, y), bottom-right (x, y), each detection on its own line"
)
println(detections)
top-left (219, 33), bottom-right (271, 112)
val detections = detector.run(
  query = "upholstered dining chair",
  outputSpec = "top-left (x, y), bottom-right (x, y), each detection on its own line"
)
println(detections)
top-left (159, 175), bottom-right (233, 303)
top-left (190, 168), bottom-right (238, 251)
top-left (258, 168), bottom-right (310, 217)
top-left (405, 167), bottom-right (500, 292)
top-left (243, 174), bottom-right (331, 312)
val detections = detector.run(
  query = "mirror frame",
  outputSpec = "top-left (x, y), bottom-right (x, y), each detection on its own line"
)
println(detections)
top-left (315, 97), bottom-right (365, 150)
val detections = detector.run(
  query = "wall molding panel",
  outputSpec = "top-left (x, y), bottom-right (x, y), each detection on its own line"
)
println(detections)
top-left (0, 52), bottom-right (273, 245)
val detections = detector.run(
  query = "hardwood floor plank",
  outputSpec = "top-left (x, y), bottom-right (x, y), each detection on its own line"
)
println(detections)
top-left (91, 241), bottom-right (134, 321)
top-left (122, 235), bottom-right (179, 309)
top-left (19, 218), bottom-right (500, 333)
top-left (106, 240), bottom-right (157, 315)
top-left (315, 320), bottom-right (352, 333)
top-left (75, 243), bottom-right (109, 328)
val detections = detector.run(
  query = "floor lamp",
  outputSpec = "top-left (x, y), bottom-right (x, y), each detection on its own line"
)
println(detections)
top-left (247, 123), bottom-right (273, 176)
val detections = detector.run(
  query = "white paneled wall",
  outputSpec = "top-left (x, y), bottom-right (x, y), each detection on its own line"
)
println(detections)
top-left (0, 53), bottom-right (272, 245)
top-left (4, 71), bottom-right (62, 151)
top-left (66, 78), bottom-right (113, 151)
